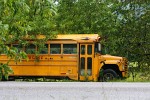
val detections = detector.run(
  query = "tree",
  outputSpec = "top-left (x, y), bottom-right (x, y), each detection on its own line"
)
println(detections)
top-left (0, 0), bottom-right (57, 80)
top-left (56, 0), bottom-right (150, 69)
top-left (111, 1), bottom-right (150, 67)
top-left (56, 0), bottom-right (150, 62)
top-left (0, 0), bottom-right (149, 80)
top-left (56, 0), bottom-right (117, 34)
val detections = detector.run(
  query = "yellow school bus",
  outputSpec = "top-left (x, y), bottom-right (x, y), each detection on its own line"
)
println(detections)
top-left (0, 34), bottom-right (128, 81)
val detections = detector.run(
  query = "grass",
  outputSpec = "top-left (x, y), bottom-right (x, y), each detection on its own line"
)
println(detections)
top-left (15, 77), bottom-right (77, 82)
top-left (113, 66), bottom-right (150, 82)
top-left (124, 72), bottom-right (150, 82)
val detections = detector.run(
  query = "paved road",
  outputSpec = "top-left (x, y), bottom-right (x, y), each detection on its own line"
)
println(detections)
top-left (0, 82), bottom-right (150, 100)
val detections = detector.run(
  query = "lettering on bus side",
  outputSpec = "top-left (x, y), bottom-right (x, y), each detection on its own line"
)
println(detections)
top-left (28, 55), bottom-right (35, 60)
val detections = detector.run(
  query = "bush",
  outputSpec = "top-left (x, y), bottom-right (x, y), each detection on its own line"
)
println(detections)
top-left (0, 63), bottom-right (13, 81)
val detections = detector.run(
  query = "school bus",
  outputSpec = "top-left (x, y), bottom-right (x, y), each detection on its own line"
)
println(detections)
top-left (0, 34), bottom-right (128, 81)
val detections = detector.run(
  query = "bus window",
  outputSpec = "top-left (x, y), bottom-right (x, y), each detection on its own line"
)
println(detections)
top-left (80, 57), bottom-right (85, 76)
top-left (63, 44), bottom-right (77, 54)
top-left (50, 44), bottom-right (61, 54)
top-left (87, 45), bottom-right (92, 55)
top-left (81, 45), bottom-right (85, 55)
top-left (25, 44), bottom-right (36, 54)
top-left (87, 57), bottom-right (92, 76)
top-left (12, 44), bottom-right (23, 52)
top-left (39, 44), bottom-right (48, 54)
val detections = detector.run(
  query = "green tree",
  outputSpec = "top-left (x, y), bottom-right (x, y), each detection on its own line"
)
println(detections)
top-left (111, 1), bottom-right (150, 66)
top-left (56, 0), bottom-right (117, 34)
top-left (56, 0), bottom-right (150, 70)
top-left (0, 0), bottom-right (57, 80)
top-left (107, 0), bottom-right (150, 80)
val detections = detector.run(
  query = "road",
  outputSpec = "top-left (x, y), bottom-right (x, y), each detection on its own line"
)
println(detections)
top-left (0, 82), bottom-right (150, 100)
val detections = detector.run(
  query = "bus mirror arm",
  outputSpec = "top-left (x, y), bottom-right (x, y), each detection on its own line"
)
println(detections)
top-left (100, 60), bottom-right (106, 65)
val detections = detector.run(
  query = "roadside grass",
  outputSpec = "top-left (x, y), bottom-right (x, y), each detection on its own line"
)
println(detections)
top-left (112, 65), bottom-right (150, 82)
top-left (113, 72), bottom-right (150, 82)
top-left (125, 63), bottom-right (150, 82)
top-left (124, 72), bottom-right (150, 82)
top-left (15, 77), bottom-right (77, 82)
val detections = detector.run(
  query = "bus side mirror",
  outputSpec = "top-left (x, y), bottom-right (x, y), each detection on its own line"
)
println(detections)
top-left (98, 43), bottom-right (101, 52)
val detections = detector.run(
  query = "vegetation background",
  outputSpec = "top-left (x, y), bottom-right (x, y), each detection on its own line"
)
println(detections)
top-left (0, 0), bottom-right (149, 81)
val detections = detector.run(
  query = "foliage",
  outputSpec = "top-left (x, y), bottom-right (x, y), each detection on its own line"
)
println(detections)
top-left (0, 0), bottom-right (149, 80)
top-left (56, 0), bottom-right (117, 34)
top-left (110, 1), bottom-right (150, 64)
top-left (0, 63), bottom-right (13, 80)
top-left (56, 0), bottom-right (150, 69)
top-left (0, 0), bottom-right (57, 80)
top-left (55, 0), bottom-right (150, 80)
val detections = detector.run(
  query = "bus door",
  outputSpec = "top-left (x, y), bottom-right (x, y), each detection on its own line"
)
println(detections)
top-left (79, 44), bottom-right (93, 80)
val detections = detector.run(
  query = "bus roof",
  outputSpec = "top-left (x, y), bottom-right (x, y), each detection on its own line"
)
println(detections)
top-left (54, 34), bottom-right (100, 42)
top-left (56, 34), bottom-right (99, 40)
top-left (31, 34), bottom-right (100, 42)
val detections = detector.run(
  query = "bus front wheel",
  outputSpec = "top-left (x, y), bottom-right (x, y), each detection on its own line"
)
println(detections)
top-left (102, 69), bottom-right (118, 82)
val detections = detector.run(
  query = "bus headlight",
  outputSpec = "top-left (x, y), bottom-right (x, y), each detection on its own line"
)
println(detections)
top-left (122, 65), bottom-right (125, 70)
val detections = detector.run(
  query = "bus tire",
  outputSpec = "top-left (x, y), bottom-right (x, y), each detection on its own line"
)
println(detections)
top-left (103, 69), bottom-right (118, 82)
top-left (8, 76), bottom-right (15, 81)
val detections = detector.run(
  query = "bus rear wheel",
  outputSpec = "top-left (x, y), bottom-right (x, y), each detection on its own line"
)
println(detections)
top-left (103, 69), bottom-right (118, 82)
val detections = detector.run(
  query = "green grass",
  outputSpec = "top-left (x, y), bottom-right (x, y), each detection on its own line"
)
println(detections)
top-left (125, 72), bottom-right (150, 82)
top-left (112, 68), bottom-right (150, 82)
top-left (15, 77), bottom-right (77, 82)
top-left (122, 62), bottom-right (150, 82)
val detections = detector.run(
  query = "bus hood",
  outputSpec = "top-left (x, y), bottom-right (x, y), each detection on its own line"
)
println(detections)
top-left (100, 54), bottom-right (123, 60)
top-left (99, 54), bottom-right (128, 75)
top-left (99, 54), bottom-right (125, 64)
